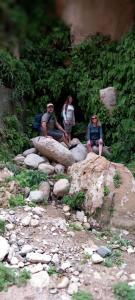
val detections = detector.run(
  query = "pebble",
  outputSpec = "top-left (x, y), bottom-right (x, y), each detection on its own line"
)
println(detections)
top-left (21, 215), bottom-right (31, 226)
top-left (18, 262), bottom-right (24, 268)
top-left (9, 233), bottom-right (17, 244)
top-left (127, 246), bottom-right (135, 254)
top-left (76, 211), bottom-right (85, 223)
top-left (24, 206), bottom-right (32, 212)
top-left (30, 271), bottom-right (50, 288)
top-left (30, 219), bottom-right (39, 227)
top-left (52, 254), bottom-right (60, 265)
top-left (20, 244), bottom-right (33, 255)
top-left (57, 277), bottom-right (69, 289)
top-left (63, 205), bottom-right (70, 213)
top-left (130, 274), bottom-right (135, 280)
top-left (29, 263), bottom-right (43, 274)
top-left (61, 261), bottom-right (71, 270)
top-left (91, 253), bottom-right (104, 264)
top-left (6, 223), bottom-right (14, 231)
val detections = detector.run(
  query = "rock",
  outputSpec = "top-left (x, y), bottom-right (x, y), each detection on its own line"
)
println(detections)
top-left (92, 145), bottom-right (111, 157)
top-left (30, 271), bottom-right (50, 288)
top-left (84, 246), bottom-right (98, 256)
top-left (32, 206), bottom-right (45, 217)
top-left (29, 263), bottom-right (43, 274)
top-left (68, 153), bottom-right (135, 230)
top-left (9, 233), bottom-right (17, 244)
top-left (63, 205), bottom-right (70, 213)
top-left (29, 190), bottom-right (44, 203)
top-left (127, 246), bottom-right (135, 254)
top-left (68, 283), bottom-right (79, 295)
top-left (0, 168), bottom-right (14, 182)
top-left (23, 148), bottom-right (36, 156)
top-left (20, 244), bottom-right (33, 256)
top-left (30, 219), bottom-right (39, 227)
top-left (24, 153), bottom-right (45, 169)
top-left (32, 137), bottom-right (75, 167)
top-left (53, 179), bottom-right (70, 197)
top-left (26, 252), bottom-right (51, 263)
top-left (10, 257), bottom-right (18, 265)
top-left (52, 254), bottom-right (60, 265)
top-left (0, 236), bottom-right (10, 261)
top-left (96, 246), bottom-right (112, 258)
top-left (13, 154), bottom-right (25, 165)
top-left (83, 222), bottom-right (91, 230)
top-left (91, 253), bottom-right (104, 264)
top-left (6, 223), bottom-right (14, 231)
top-left (38, 163), bottom-right (54, 175)
top-left (130, 274), bottom-right (135, 281)
top-left (55, 164), bottom-right (65, 174)
top-left (21, 215), bottom-right (31, 226)
top-left (61, 261), bottom-right (71, 271)
top-left (70, 143), bottom-right (87, 162)
top-left (70, 138), bottom-right (81, 146)
top-left (100, 86), bottom-right (116, 112)
top-left (76, 211), bottom-right (85, 223)
top-left (57, 276), bottom-right (69, 289)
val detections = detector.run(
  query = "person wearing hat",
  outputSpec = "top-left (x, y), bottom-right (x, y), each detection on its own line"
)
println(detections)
top-left (41, 103), bottom-right (69, 145)
top-left (87, 114), bottom-right (103, 156)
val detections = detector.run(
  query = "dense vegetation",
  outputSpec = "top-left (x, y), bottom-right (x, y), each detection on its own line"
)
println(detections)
top-left (0, 0), bottom-right (135, 166)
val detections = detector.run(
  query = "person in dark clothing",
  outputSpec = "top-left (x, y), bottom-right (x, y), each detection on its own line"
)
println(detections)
top-left (87, 115), bottom-right (103, 156)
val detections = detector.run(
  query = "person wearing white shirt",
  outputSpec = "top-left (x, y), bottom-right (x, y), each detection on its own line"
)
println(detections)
top-left (62, 96), bottom-right (75, 143)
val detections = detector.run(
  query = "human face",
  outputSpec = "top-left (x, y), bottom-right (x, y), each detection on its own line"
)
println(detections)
top-left (47, 105), bottom-right (54, 113)
top-left (91, 116), bottom-right (97, 125)
top-left (69, 96), bottom-right (73, 104)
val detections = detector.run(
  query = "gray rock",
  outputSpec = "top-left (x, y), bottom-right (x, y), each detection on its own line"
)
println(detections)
top-left (13, 154), bottom-right (25, 165)
top-left (9, 233), bottom-right (17, 244)
top-left (39, 182), bottom-right (50, 202)
top-left (53, 179), bottom-right (70, 197)
top-left (96, 246), bottom-right (111, 258)
top-left (30, 219), bottom-right (39, 227)
top-left (55, 164), bottom-right (65, 174)
top-left (20, 244), bottom-right (33, 256)
top-left (24, 153), bottom-right (45, 169)
top-left (26, 252), bottom-right (51, 263)
top-left (23, 148), bottom-right (36, 156)
top-left (0, 236), bottom-right (10, 261)
top-left (70, 144), bottom-right (87, 162)
top-left (38, 163), bottom-right (54, 175)
top-left (30, 271), bottom-right (50, 288)
top-left (29, 190), bottom-right (44, 203)
top-left (21, 215), bottom-right (31, 226)
top-left (32, 206), bottom-right (45, 217)
top-left (76, 211), bottom-right (85, 223)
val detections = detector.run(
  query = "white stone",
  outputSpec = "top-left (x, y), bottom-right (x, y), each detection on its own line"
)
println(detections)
top-left (55, 164), bottom-right (65, 174)
top-left (68, 283), bottom-right (79, 295)
top-left (10, 257), bottom-right (18, 265)
top-left (21, 244), bottom-right (33, 255)
top-left (84, 247), bottom-right (97, 257)
top-left (30, 219), bottom-right (39, 227)
top-left (32, 137), bottom-right (75, 167)
top-left (127, 246), bottom-right (135, 254)
top-left (24, 153), bottom-right (45, 169)
top-left (23, 148), bottom-right (36, 156)
top-left (63, 205), bottom-right (70, 213)
top-left (29, 263), bottom-right (43, 274)
top-left (130, 274), bottom-right (135, 281)
top-left (18, 262), bottom-right (24, 268)
top-left (57, 277), bottom-right (69, 289)
top-left (30, 271), bottom-right (50, 288)
top-left (13, 155), bottom-right (25, 165)
top-left (39, 182), bottom-right (50, 202)
top-left (53, 179), bottom-right (70, 197)
top-left (52, 254), bottom-right (60, 265)
top-left (70, 143), bottom-right (87, 162)
top-left (76, 211), bottom-right (85, 223)
top-left (26, 252), bottom-right (51, 263)
top-left (61, 261), bottom-right (71, 270)
top-left (38, 163), bottom-right (54, 175)
top-left (21, 215), bottom-right (31, 226)
top-left (29, 190), bottom-right (44, 203)
top-left (0, 236), bottom-right (10, 261)
top-left (6, 223), bottom-right (14, 231)
top-left (91, 253), bottom-right (104, 264)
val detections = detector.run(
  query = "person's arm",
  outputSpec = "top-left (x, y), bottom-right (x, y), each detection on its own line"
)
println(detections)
top-left (41, 121), bottom-right (48, 137)
top-left (87, 124), bottom-right (91, 141)
top-left (62, 105), bottom-right (67, 122)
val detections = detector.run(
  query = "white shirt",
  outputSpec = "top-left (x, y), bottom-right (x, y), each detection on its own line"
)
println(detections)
top-left (63, 104), bottom-right (75, 122)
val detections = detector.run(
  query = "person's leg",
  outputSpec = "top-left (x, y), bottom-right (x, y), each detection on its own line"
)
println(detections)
top-left (97, 139), bottom-right (103, 156)
top-left (87, 141), bottom-right (93, 153)
top-left (48, 129), bottom-right (69, 147)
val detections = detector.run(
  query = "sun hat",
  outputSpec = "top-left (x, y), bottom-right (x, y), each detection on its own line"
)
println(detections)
top-left (47, 103), bottom-right (54, 108)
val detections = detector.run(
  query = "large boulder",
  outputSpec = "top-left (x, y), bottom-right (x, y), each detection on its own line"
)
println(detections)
top-left (68, 153), bottom-right (135, 230)
top-left (32, 137), bottom-right (75, 167)
top-left (100, 86), bottom-right (116, 112)
top-left (70, 143), bottom-right (87, 162)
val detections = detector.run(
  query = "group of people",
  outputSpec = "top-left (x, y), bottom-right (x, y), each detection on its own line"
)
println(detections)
top-left (41, 96), bottom-right (103, 155)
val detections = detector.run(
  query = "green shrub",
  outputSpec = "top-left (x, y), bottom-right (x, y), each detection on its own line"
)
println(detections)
top-left (113, 171), bottom-right (122, 188)
top-left (63, 192), bottom-right (85, 210)
top-left (114, 282), bottom-right (135, 300)
top-left (9, 194), bottom-right (25, 207)
top-left (14, 169), bottom-right (48, 189)
top-left (104, 185), bottom-right (110, 196)
top-left (0, 264), bottom-right (30, 291)
top-left (104, 250), bottom-right (123, 268)
top-left (0, 219), bottom-right (6, 235)
top-left (72, 290), bottom-right (93, 300)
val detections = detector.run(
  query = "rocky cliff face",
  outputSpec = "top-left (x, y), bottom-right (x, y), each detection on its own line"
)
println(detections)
top-left (56, 0), bottom-right (135, 43)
